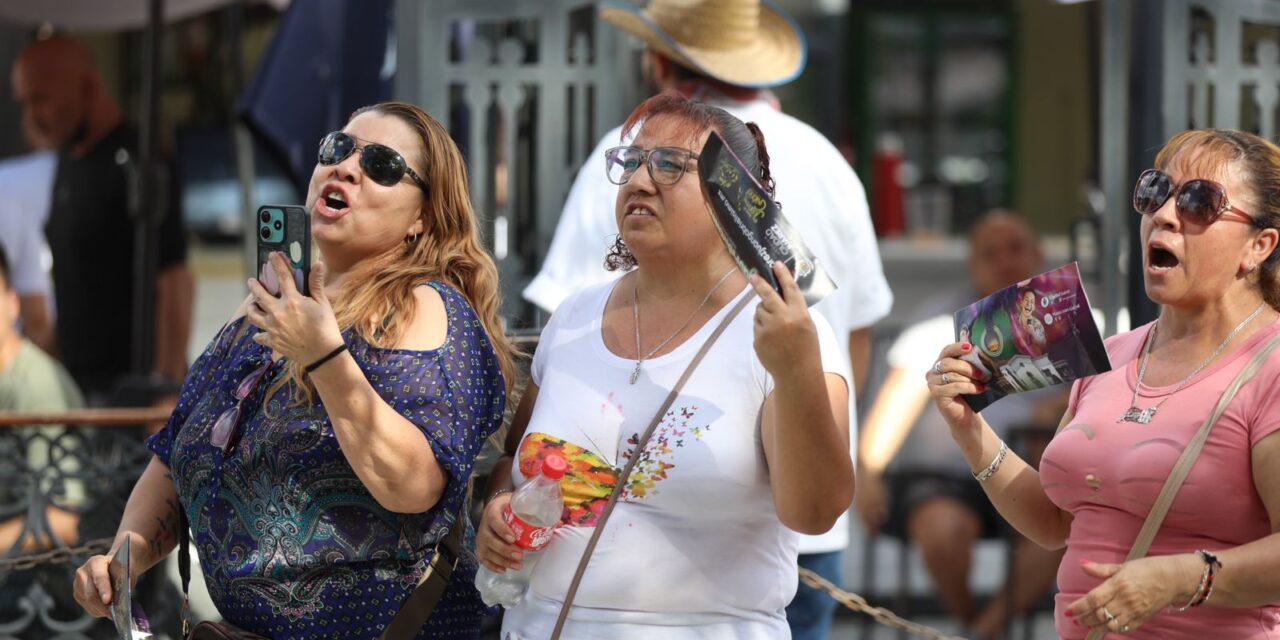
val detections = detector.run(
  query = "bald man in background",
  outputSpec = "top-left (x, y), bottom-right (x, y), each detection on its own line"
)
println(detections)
top-left (10, 34), bottom-right (192, 638)
top-left (12, 34), bottom-right (192, 401)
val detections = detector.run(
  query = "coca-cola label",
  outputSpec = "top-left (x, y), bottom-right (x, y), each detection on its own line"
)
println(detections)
top-left (502, 504), bottom-right (557, 552)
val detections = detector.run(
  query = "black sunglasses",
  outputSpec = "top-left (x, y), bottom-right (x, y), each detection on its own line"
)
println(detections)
top-left (318, 131), bottom-right (429, 194)
top-left (605, 146), bottom-right (699, 186)
top-left (1133, 168), bottom-right (1257, 227)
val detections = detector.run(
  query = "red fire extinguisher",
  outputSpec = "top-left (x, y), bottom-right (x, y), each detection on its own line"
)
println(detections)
top-left (872, 133), bottom-right (905, 237)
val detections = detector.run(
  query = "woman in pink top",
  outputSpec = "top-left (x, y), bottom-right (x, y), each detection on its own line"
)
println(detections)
top-left (928, 128), bottom-right (1280, 639)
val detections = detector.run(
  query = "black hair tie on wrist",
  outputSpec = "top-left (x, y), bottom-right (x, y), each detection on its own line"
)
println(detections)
top-left (305, 343), bottom-right (347, 374)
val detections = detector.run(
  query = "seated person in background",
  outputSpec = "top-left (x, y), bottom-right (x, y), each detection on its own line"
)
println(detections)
top-left (855, 211), bottom-right (1064, 639)
top-left (0, 241), bottom-right (84, 550)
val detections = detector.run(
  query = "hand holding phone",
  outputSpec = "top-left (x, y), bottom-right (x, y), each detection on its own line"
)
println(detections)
top-left (257, 205), bottom-right (311, 296)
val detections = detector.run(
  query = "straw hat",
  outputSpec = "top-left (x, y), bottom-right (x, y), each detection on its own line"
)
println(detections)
top-left (599, 0), bottom-right (807, 89)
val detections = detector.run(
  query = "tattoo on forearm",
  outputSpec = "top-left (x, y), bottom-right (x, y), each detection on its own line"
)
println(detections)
top-left (148, 498), bottom-right (182, 561)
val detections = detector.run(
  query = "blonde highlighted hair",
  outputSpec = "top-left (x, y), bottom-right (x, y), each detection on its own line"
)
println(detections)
top-left (1154, 129), bottom-right (1280, 310)
top-left (273, 101), bottom-right (518, 404)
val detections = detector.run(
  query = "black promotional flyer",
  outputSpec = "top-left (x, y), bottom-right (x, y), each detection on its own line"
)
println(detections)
top-left (698, 131), bottom-right (835, 307)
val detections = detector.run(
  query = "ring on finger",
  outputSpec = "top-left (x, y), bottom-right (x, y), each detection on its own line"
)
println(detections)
top-left (933, 361), bottom-right (943, 375)
top-left (1102, 607), bottom-right (1117, 623)
top-left (941, 372), bottom-right (952, 385)
top-left (1120, 624), bottom-right (1130, 633)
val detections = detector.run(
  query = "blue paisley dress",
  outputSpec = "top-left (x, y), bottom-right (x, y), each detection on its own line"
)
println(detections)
top-left (147, 282), bottom-right (505, 639)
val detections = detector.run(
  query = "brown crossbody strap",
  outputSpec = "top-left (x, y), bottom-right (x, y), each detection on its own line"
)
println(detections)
top-left (377, 494), bottom-right (468, 640)
top-left (549, 292), bottom-right (754, 639)
top-left (1084, 332), bottom-right (1280, 640)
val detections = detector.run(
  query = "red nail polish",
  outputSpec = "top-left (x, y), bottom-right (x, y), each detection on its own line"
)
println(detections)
top-left (961, 342), bottom-right (972, 351)
top-left (1066, 610), bottom-right (1074, 618)
top-left (1080, 559), bottom-right (1093, 566)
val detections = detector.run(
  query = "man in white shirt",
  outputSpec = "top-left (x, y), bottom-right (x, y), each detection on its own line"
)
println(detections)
top-left (0, 149), bottom-right (56, 353)
top-left (523, 1), bottom-right (894, 637)
top-left (856, 212), bottom-right (1064, 639)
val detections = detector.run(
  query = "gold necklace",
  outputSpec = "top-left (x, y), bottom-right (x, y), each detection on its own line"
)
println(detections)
top-left (1118, 302), bottom-right (1266, 424)
top-left (629, 268), bottom-right (737, 385)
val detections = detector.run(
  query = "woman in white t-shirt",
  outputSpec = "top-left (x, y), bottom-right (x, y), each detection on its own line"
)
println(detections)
top-left (474, 91), bottom-right (854, 639)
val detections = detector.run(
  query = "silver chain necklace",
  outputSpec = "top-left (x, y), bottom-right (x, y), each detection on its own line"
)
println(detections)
top-left (1118, 302), bottom-right (1266, 424)
top-left (629, 268), bottom-right (737, 385)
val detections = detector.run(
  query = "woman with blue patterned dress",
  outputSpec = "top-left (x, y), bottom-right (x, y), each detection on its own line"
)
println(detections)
top-left (72, 102), bottom-right (517, 639)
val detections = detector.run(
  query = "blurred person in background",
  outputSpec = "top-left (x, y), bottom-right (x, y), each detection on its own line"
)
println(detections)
top-left (0, 117), bottom-right (57, 354)
top-left (15, 31), bottom-right (197, 638)
top-left (522, 2), bottom-right (892, 635)
top-left (0, 241), bottom-right (85, 628)
top-left (855, 211), bottom-right (1063, 639)
top-left (11, 33), bottom-right (193, 402)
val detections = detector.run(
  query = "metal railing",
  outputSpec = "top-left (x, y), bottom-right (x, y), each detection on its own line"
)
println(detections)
top-left (0, 409), bottom-right (168, 639)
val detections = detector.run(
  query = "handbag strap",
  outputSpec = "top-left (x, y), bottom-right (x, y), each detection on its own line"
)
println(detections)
top-left (1084, 332), bottom-right (1280, 640)
top-left (378, 495), bottom-right (468, 640)
top-left (550, 291), bottom-right (754, 639)
top-left (178, 488), bottom-right (469, 640)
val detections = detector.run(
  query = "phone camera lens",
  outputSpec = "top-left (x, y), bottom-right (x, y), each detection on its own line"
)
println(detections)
top-left (260, 211), bottom-right (271, 223)
top-left (260, 228), bottom-right (270, 240)
top-left (274, 221), bottom-right (283, 231)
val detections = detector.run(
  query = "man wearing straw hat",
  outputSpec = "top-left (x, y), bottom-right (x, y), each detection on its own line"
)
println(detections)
top-left (522, 1), bottom-right (893, 637)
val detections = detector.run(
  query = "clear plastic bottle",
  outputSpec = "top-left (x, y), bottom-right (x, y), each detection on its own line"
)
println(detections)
top-left (475, 453), bottom-right (567, 609)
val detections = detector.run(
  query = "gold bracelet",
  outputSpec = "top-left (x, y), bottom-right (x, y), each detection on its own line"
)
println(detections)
top-left (972, 441), bottom-right (1009, 482)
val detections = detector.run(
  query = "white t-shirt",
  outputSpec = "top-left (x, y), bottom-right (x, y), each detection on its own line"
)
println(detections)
top-left (501, 280), bottom-right (851, 639)
top-left (522, 91), bottom-right (891, 553)
top-left (0, 151), bottom-right (56, 298)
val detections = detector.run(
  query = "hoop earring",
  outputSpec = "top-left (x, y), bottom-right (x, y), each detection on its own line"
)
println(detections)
top-left (406, 233), bottom-right (420, 245)
top-left (604, 234), bottom-right (637, 272)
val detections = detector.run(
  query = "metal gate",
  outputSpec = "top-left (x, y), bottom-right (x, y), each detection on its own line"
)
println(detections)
top-left (1099, 0), bottom-right (1280, 331)
top-left (395, 0), bottom-right (639, 327)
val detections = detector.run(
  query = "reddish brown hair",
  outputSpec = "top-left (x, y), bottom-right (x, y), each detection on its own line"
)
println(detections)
top-left (621, 91), bottom-right (774, 192)
top-left (607, 91), bottom-right (775, 271)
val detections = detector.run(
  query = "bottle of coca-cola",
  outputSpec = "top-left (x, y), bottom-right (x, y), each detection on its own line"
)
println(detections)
top-left (475, 453), bottom-right (566, 609)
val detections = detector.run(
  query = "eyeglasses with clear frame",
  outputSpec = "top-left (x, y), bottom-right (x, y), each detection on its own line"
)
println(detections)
top-left (605, 146), bottom-right (700, 186)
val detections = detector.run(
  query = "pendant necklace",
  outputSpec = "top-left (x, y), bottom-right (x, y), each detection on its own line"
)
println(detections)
top-left (630, 268), bottom-right (737, 384)
top-left (1118, 302), bottom-right (1266, 424)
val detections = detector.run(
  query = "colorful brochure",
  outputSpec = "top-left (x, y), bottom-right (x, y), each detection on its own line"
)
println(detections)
top-left (953, 262), bottom-right (1111, 411)
top-left (699, 131), bottom-right (835, 307)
